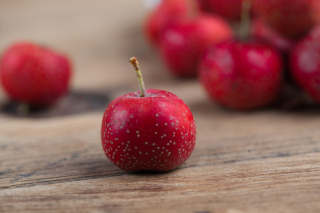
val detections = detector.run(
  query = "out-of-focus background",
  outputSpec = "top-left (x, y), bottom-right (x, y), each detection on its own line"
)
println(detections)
top-left (0, 0), bottom-right (181, 98)
top-left (0, 0), bottom-right (320, 212)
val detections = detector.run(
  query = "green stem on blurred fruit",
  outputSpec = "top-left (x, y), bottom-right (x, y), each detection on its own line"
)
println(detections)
top-left (129, 57), bottom-right (147, 97)
top-left (239, 0), bottom-right (251, 41)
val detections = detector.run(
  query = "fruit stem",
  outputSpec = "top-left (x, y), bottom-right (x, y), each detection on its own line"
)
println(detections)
top-left (129, 57), bottom-right (147, 97)
top-left (185, 0), bottom-right (200, 18)
top-left (239, 0), bottom-right (251, 41)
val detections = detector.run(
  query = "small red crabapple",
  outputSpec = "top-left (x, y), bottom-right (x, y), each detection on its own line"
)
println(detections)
top-left (199, 39), bottom-right (283, 110)
top-left (100, 57), bottom-right (196, 172)
top-left (0, 42), bottom-right (72, 107)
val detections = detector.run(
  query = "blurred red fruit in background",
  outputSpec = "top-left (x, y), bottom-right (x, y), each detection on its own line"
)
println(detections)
top-left (290, 27), bottom-right (320, 105)
top-left (199, 39), bottom-right (283, 110)
top-left (159, 14), bottom-right (233, 77)
top-left (144, 0), bottom-right (188, 46)
top-left (251, 0), bottom-right (320, 39)
top-left (0, 42), bottom-right (72, 107)
top-left (251, 19), bottom-right (295, 54)
top-left (197, 0), bottom-right (243, 21)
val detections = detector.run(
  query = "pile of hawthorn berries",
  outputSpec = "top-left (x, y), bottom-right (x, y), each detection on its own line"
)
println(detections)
top-left (144, 0), bottom-right (320, 110)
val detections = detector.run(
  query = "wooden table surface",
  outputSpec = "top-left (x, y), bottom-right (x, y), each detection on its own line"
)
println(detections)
top-left (0, 1), bottom-right (319, 212)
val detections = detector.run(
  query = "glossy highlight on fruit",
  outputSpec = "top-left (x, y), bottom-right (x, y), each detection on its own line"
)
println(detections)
top-left (199, 39), bottom-right (283, 110)
top-left (0, 42), bottom-right (72, 107)
top-left (101, 57), bottom-right (196, 172)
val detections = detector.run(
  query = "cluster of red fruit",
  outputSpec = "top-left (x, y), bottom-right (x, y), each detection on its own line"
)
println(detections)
top-left (144, 0), bottom-right (320, 110)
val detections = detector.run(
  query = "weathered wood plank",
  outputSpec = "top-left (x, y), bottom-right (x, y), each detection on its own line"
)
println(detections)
top-left (0, 0), bottom-right (319, 213)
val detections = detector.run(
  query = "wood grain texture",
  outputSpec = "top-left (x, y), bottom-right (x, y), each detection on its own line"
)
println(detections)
top-left (0, 1), bottom-right (319, 212)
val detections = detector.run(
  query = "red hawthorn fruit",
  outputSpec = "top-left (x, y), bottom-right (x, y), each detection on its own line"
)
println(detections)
top-left (251, 0), bottom-right (320, 39)
top-left (159, 14), bottom-right (233, 77)
top-left (200, 0), bottom-right (243, 21)
top-left (144, 0), bottom-right (188, 46)
top-left (0, 42), bottom-right (72, 107)
top-left (199, 39), bottom-right (283, 110)
top-left (101, 57), bottom-right (196, 172)
top-left (290, 26), bottom-right (320, 104)
top-left (251, 19), bottom-right (295, 54)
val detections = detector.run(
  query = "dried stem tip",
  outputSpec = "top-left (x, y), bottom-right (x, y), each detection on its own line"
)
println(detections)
top-left (129, 57), bottom-right (147, 97)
